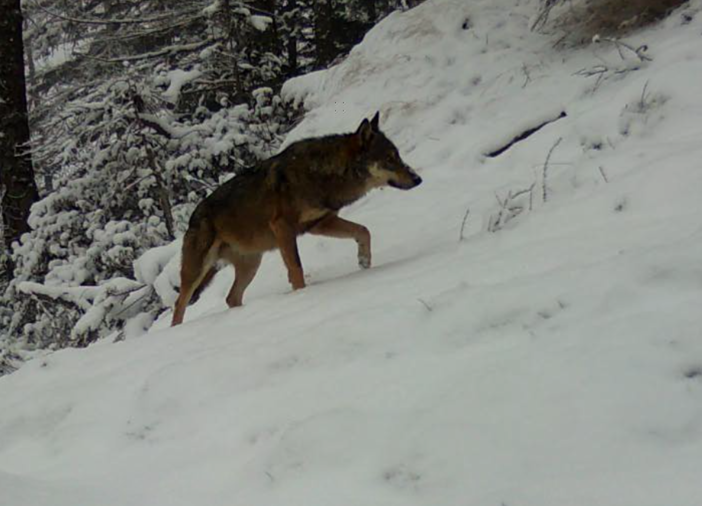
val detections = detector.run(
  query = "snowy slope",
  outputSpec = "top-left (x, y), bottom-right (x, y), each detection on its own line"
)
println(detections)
top-left (3, 0), bottom-right (702, 505)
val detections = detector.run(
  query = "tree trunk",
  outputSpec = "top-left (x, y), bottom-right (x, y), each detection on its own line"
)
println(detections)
top-left (365, 0), bottom-right (378, 21)
top-left (281, 0), bottom-right (299, 76)
top-left (0, 0), bottom-right (39, 256)
top-left (314, 0), bottom-right (335, 68)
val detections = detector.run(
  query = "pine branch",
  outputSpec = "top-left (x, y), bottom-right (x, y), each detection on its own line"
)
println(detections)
top-left (35, 4), bottom-right (202, 26)
top-left (74, 38), bottom-right (217, 63)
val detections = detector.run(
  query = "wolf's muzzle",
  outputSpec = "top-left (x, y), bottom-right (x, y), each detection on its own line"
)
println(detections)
top-left (389, 174), bottom-right (422, 190)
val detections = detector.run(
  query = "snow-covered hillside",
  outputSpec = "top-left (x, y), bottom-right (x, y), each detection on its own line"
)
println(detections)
top-left (3, 0), bottom-right (702, 504)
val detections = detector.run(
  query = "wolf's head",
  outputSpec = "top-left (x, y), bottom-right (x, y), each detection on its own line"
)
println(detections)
top-left (355, 112), bottom-right (422, 191)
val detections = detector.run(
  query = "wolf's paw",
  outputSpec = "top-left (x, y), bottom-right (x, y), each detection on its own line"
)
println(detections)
top-left (288, 270), bottom-right (306, 290)
top-left (359, 255), bottom-right (371, 269)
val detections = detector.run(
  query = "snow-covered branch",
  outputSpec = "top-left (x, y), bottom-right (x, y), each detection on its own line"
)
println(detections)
top-left (35, 5), bottom-right (202, 26)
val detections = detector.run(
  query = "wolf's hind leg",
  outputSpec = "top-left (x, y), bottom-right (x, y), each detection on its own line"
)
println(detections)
top-left (222, 250), bottom-right (263, 307)
top-left (308, 215), bottom-right (371, 269)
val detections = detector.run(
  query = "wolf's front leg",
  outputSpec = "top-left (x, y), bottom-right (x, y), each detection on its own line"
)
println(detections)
top-left (357, 239), bottom-right (371, 269)
top-left (270, 217), bottom-right (306, 290)
top-left (308, 215), bottom-right (371, 269)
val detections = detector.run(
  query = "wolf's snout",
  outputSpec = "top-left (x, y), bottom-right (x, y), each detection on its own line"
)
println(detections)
top-left (405, 167), bottom-right (422, 188)
top-left (390, 167), bottom-right (422, 190)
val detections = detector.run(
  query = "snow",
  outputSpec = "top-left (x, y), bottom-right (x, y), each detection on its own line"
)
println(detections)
top-left (16, 282), bottom-right (98, 310)
top-left (162, 68), bottom-right (202, 104)
top-left (137, 239), bottom-right (181, 307)
top-left (133, 241), bottom-right (179, 286)
top-left (33, 43), bottom-right (82, 73)
top-left (3, 0), bottom-right (702, 504)
top-left (249, 15), bottom-right (273, 32)
top-left (202, 0), bottom-right (222, 17)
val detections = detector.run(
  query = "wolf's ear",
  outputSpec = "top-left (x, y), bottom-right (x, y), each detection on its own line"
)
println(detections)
top-left (370, 111), bottom-right (380, 131)
top-left (356, 118), bottom-right (374, 146)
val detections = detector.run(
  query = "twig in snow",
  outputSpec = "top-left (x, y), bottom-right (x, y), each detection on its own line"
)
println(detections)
top-left (417, 299), bottom-right (433, 312)
top-left (598, 165), bottom-right (609, 183)
top-left (488, 182), bottom-right (536, 233)
top-left (574, 64), bottom-right (608, 90)
top-left (597, 37), bottom-right (652, 62)
top-left (511, 183), bottom-right (537, 212)
top-left (639, 79), bottom-right (651, 110)
top-left (459, 207), bottom-right (471, 242)
top-left (521, 63), bottom-right (533, 88)
top-left (574, 39), bottom-right (651, 93)
top-left (542, 137), bottom-right (563, 203)
top-left (574, 64), bottom-right (633, 92)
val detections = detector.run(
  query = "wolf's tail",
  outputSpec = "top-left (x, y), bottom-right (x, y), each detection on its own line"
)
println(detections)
top-left (171, 215), bottom-right (220, 326)
top-left (189, 264), bottom-right (219, 304)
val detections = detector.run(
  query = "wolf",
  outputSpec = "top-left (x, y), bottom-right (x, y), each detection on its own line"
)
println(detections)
top-left (171, 112), bottom-right (422, 326)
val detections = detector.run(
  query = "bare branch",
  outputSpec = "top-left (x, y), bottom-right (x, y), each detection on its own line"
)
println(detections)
top-left (35, 4), bottom-right (202, 26)
top-left (74, 38), bottom-right (216, 64)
